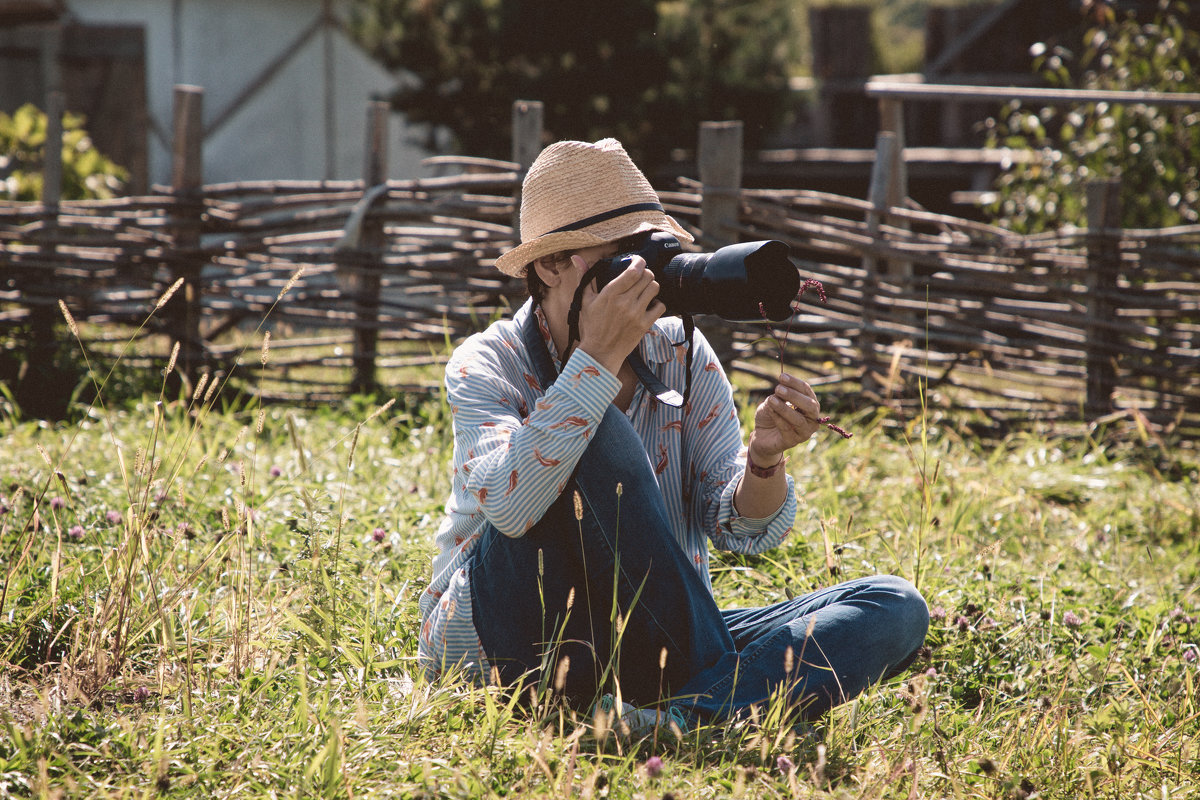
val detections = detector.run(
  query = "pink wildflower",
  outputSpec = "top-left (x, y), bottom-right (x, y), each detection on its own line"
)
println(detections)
top-left (1063, 611), bottom-right (1082, 628)
top-left (106, 509), bottom-right (122, 525)
top-left (644, 756), bottom-right (663, 778)
top-left (372, 527), bottom-right (386, 543)
top-left (67, 525), bottom-right (85, 541)
top-left (50, 496), bottom-right (66, 510)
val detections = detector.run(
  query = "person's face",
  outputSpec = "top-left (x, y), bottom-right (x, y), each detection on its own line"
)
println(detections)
top-left (535, 241), bottom-right (621, 308)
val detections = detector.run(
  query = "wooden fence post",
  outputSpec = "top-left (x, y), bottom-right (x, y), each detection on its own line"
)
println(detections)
top-left (511, 100), bottom-right (544, 233)
top-left (698, 120), bottom-right (744, 362)
top-left (859, 130), bottom-right (898, 394)
top-left (1085, 179), bottom-right (1122, 416)
top-left (698, 121), bottom-right (743, 247)
top-left (19, 87), bottom-right (66, 418)
top-left (168, 85), bottom-right (205, 384)
top-left (349, 100), bottom-right (390, 395)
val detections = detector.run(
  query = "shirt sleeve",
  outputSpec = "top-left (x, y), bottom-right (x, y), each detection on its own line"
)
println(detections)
top-left (681, 327), bottom-right (797, 554)
top-left (445, 336), bottom-right (620, 537)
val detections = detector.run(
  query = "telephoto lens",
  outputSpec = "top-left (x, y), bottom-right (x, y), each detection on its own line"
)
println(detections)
top-left (593, 232), bottom-right (799, 322)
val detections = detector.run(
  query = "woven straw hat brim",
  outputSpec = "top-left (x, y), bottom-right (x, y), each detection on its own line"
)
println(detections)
top-left (494, 214), bottom-right (692, 277)
top-left (493, 137), bottom-right (694, 277)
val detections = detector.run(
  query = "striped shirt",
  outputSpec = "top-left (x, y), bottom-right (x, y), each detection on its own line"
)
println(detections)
top-left (417, 298), bottom-right (797, 682)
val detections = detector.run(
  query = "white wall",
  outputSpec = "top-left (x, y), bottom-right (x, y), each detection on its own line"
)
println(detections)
top-left (65, 0), bottom-right (431, 185)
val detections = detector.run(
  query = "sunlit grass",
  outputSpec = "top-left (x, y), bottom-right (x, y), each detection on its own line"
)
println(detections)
top-left (2, 317), bottom-right (1199, 797)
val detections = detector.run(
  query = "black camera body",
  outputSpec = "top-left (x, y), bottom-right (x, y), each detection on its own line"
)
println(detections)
top-left (591, 232), bottom-right (800, 322)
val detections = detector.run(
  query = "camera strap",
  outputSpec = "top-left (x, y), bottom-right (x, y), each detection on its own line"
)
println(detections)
top-left (564, 263), bottom-right (693, 409)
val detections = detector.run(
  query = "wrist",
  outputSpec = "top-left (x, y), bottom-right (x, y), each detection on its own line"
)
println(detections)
top-left (747, 454), bottom-right (788, 479)
top-left (747, 435), bottom-right (781, 470)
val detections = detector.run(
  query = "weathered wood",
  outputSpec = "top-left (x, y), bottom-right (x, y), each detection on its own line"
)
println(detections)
top-left (167, 85), bottom-right (205, 382)
top-left (3, 135), bottom-right (1199, 432)
top-left (865, 80), bottom-right (1200, 108)
top-left (1085, 180), bottom-right (1122, 416)
top-left (511, 99), bottom-right (544, 234)
top-left (348, 100), bottom-right (389, 395)
top-left (698, 120), bottom-right (744, 362)
top-left (698, 121), bottom-right (743, 247)
top-left (860, 131), bottom-right (898, 391)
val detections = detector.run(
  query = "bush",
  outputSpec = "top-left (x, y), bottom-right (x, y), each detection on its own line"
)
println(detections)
top-left (0, 103), bottom-right (128, 201)
top-left (983, 1), bottom-right (1200, 233)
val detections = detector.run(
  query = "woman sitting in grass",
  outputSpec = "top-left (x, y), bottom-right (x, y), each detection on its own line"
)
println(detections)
top-left (417, 137), bottom-right (929, 734)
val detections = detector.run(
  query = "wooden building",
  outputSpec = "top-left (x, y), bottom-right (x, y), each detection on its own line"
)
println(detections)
top-left (0, 0), bottom-right (431, 192)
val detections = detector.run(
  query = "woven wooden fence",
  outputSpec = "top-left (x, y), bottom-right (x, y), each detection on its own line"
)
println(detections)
top-left (3, 91), bottom-right (1198, 436)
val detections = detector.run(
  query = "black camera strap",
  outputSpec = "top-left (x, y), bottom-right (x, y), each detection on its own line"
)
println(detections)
top-left (564, 263), bottom-right (693, 409)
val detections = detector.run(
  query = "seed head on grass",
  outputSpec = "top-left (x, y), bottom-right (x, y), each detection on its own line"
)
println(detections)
top-left (164, 341), bottom-right (179, 376)
top-left (58, 300), bottom-right (79, 337)
top-left (554, 655), bottom-right (571, 692)
top-left (277, 267), bottom-right (304, 302)
top-left (155, 278), bottom-right (184, 311)
top-left (192, 373), bottom-right (209, 402)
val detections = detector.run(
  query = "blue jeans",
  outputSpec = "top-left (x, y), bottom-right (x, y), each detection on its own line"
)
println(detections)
top-left (469, 405), bottom-right (929, 724)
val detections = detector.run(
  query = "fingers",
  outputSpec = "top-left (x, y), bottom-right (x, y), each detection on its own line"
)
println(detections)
top-left (766, 394), bottom-right (820, 432)
top-left (777, 372), bottom-right (818, 402)
top-left (583, 255), bottom-right (663, 317)
top-left (773, 378), bottom-right (820, 423)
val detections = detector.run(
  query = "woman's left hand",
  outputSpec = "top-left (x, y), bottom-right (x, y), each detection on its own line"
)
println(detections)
top-left (748, 373), bottom-right (821, 468)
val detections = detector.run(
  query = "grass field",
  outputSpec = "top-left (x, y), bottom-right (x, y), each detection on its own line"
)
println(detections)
top-left (1, 338), bottom-right (1198, 798)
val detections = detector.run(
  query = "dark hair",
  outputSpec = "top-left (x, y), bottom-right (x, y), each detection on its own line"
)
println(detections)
top-left (525, 262), bottom-right (548, 305)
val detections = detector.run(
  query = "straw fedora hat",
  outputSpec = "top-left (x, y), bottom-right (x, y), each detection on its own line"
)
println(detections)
top-left (494, 138), bottom-right (693, 277)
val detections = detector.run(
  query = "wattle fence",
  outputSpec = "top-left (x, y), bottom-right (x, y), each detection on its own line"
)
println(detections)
top-left (3, 91), bottom-right (1198, 437)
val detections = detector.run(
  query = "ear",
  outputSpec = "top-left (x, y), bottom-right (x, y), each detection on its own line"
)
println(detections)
top-left (532, 255), bottom-right (568, 288)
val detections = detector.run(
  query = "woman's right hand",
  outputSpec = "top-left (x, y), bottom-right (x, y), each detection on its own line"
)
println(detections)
top-left (575, 254), bottom-right (665, 376)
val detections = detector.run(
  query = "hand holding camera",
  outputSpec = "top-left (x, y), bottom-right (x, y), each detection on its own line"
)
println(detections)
top-left (576, 253), bottom-right (666, 375)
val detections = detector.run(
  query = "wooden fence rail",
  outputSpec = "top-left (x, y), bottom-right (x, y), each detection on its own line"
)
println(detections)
top-left (2, 92), bottom-right (1199, 435)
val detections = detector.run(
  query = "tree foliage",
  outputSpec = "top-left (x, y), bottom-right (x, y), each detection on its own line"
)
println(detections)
top-left (984, 1), bottom-right (1200, 233)
top-left (0, 104), bottom-right (127, 201)
top-left (349, 0), bottom-right (799, 169)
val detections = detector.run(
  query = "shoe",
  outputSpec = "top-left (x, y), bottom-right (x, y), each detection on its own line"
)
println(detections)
top-left (593, 693), bottom-right (689, 739)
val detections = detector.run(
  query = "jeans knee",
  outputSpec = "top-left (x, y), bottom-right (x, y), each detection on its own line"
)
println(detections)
top-left (880, 575), bottom-right (929, 650)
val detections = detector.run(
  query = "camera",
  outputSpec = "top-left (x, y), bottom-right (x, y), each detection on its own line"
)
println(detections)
top-left (591, 232), bottom-right (800, 322)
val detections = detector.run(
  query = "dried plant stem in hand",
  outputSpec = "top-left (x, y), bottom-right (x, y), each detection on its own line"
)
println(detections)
top-left (763, 278), bottom-right (853, 439)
